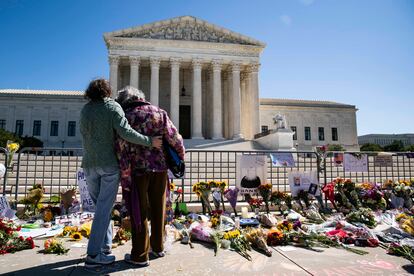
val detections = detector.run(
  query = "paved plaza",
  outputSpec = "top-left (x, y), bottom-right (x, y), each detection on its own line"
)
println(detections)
top-left (1, 236), bottom-right (413, 276)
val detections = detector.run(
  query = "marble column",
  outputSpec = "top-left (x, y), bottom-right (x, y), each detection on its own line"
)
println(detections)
top-left (212, 60), bottom-right (223, 139)
top-left (240, 72), bottom-right (247, 139)
top-left (227, 70), bottom-right (234, 139)
top-left (249, 63), bottom-right (261, 135)
top-left (170, 57), bottom-right (181, 129)
top-left (245, 71), bottom-right (253, 139)
top-left (192, 59), bottom-right (203, 139)
top-left (129, 56), bottom-right (140, 89)
top-left (109, 55), bottom-right (119, 98)
top-left (222, 72), bottom-right (229, 139)
top-left (231, 62), bottom-right (243, 140)
top-left (150, 57), bottom-right (161, 106)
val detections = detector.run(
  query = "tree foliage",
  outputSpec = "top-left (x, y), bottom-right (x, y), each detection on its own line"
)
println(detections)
top-left (383, 140), bottom-right (405, 152)
top-left (0, 129), bottom-right (22, 148)
top-left (360, 143), bottom-right (383, 152)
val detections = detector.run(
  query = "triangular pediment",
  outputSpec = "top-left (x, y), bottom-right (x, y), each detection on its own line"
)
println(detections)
top-left (104, 16), bottom-right (265, 47)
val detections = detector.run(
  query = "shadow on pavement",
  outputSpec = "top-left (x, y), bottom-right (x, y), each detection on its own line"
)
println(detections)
top-left (3, 258), bottom-right (84, 276)
top-left (402, 264), bottom-right (414, 274)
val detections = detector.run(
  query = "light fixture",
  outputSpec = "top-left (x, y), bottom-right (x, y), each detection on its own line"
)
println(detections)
top-left (181, 68), bottom-right (186, 96)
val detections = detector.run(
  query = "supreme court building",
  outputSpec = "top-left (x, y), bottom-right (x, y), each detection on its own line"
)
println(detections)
top-left (0, 16), bottom-right (359, 150)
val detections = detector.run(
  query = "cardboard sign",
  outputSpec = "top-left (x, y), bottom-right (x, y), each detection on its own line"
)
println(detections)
top-left (236, 155), bottom-right (268, 195)
top-left (77, 169), bottom-right (95, 212)
top-left (288, 170), bottom-right (320, 197)
top-left (270, 153), bottom-right (295, 167)
top-left (0, 196), bottom-right (15, 219)
top-left (374, 155), bottom-right (393, 167)
top-left (344, 153), bottom-right (368, 172)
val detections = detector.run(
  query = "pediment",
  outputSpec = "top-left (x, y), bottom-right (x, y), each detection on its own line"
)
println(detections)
top-left (104, 16), bottom-right (265, 47)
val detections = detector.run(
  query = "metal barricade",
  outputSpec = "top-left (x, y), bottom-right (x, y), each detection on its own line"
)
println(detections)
top-left (14, 147), bottom-right (83, 202)
top-left (323, 151), bottom-right (414, 185)
top-left (0, 147), bottom-right (9, 197)
top-left (180, 150), bottom-right (320, 203)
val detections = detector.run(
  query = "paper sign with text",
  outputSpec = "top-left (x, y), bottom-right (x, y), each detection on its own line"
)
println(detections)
top-left (270, 153), bottom-right (295, 167)
top-left (77, 169), bottom-right (95, 212)
top-left (236, 155), bottom-right (268, 195)
top-left (344, 153), bottom-right (368, 172)
top-left (0, 196), bottom-right (15, 219)
top-left (374, 155), bottom-right (393, 167)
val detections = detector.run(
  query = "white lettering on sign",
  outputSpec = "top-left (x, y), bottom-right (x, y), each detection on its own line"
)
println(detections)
top-left (77, 169), bottom-right (95, 212)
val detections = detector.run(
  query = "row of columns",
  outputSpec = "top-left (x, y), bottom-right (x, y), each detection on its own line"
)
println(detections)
top-left (108, 55), bottom-right (260, 140)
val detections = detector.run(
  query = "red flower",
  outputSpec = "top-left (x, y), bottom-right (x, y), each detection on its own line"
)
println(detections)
top-left (26, 237), bottom-right (35, 249)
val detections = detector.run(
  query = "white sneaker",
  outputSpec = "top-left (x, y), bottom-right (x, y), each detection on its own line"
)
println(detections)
top-left (85, 253), bottom-right (115, 268)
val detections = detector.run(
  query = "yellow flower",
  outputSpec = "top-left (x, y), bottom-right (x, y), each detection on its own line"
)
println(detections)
top-left (7, 142), bottom-right (19, 152)
top-left (169, 182), bottom-right (176, 191)
top-left (70, 232), bottom-right (82, 241)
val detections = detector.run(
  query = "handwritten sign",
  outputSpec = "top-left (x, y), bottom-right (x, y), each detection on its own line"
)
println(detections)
top-left (344, 153), bottom-right (368, 172)
top-left (374, 155), bottom-right (393, 167)
top-left (288, 171), bottom-right (320, 197)
top-left (77, 169), bottom-right (95, 212)
top-left (270, 153), bottom-right (295, 167)
top-left (333, 153), bottom-right (344, 167)
top-left (236, 155), bottom-right (268, 195)
top-left (0, 196), bottom-right (15, 219)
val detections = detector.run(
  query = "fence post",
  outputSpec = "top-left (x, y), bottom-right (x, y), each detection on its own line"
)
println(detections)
top-left (1, 148), bottom-right (8, 197)
top-left (14, 151), bottom-right (23, 203)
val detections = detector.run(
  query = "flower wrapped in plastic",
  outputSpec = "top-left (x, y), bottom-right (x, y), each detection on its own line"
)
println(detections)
top-left (224, 187), bottom-right (239, 216)
top-left (243, 227), bottom-right (272, 257)
top-left (258, 183), bottom-right (272, 213)
top-left (192, 182), bottom-right (212, 214)
top-left (44, 238), bottom-right (69, 255)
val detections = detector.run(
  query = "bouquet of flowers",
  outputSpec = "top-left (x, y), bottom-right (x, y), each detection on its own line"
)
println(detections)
top-left (243, 227), bottom-right (272, 257)
top-left (224, 229), bottom-right (252, 261)
top-left (277, 220), bottom-right (294, 232)
top-left (247, 198), bottom-right (263, 212)
top-left (224, 187), bottom-right (239, 216)
top-left (258, 183), bottom-right (272, 213)
top-left (6, 141), bottom-right (19, 169)
top-left (192, 182), bottom-right (213, 214)
top-left (387, 242), bottom-right (414, 263)
top-left (19, 184), bottom-right (44, 215)
top-left (296, 190), bottom-right (311, 209)
top-left (358, 182), bottom-right (386, 210)
top-left (393, 180), bottom-right (413, 209)
top-left (332, 178), bottom-right (355, 212)
top-left (170, 182), bottom-right (183, 218)
top-left (112, 228), bottom-right (131, 247)
top-left (209, 181), bottom-right (227, 211)
top-left (0, 219), bottom-right (34, 255)
top-left (345, 208), bottom-right (377, 228)
top-left (43, 238), bottom-right (69, 255)
top-left (267, 229), bottom-right (287, 246)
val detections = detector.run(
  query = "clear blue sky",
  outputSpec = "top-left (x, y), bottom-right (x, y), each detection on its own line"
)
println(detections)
top-left (1, 0), bottom-right (413, 135)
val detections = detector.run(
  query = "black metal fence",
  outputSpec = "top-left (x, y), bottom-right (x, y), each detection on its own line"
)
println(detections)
top-left (0, 147), bottom-right (9, 197)
top-left (3, 148), bottom-right (414, 204)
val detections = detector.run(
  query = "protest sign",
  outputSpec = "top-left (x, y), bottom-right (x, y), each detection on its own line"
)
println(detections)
top-left (374, 154), bottom-right (393, 167)
top-left (77, 169), bottom-right (95, 212)
top-left (0, 196), bottom-right (15, 219)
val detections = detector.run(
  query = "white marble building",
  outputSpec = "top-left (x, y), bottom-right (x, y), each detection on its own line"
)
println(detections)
top-left (104, 16), bottom-right (264, 140)
top-left (260, 99), bottom-right (360, 151)
top-left (0, 16), bottom-right (359, 150)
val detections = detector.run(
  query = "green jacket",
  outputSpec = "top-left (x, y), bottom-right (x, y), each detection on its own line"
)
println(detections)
top-left (80, 98), bottom-right (152, 168)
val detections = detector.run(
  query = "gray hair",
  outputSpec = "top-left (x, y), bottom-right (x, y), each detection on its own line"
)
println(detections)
top-left (116, 86), bottom-right (146, 107)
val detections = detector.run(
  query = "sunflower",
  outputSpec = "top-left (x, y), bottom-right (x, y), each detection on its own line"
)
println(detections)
top-left (70, 232), bottom-right (82, 241)
top-left (169, 182), bottom-right (176, 191)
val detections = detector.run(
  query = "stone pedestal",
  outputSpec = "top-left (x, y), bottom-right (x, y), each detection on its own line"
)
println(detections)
top-left (255, 129), bottom-right (296, 151)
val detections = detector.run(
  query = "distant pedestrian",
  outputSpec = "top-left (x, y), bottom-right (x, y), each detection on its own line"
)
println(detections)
top-left (80, 79), bottom-right (162, 268)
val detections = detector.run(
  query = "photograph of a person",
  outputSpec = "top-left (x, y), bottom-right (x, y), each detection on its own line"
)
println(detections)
top-left (240, 167), bottom-right (262, 189)
top-left (293, 176), bottom-right (301, 186)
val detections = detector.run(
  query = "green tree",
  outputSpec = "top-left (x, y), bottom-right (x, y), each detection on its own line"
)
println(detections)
top-left (383, 140), bottom-right (405, 152)
top-left (360, 143), bottom-right (383, 152)
top-left (0, 129), bottom-right (22, 148)
top-left (21, 136), bottom-right (43, 148)
top-left (404, 144), bottom-right (414, 152)
top-left (327, 144), bottom-right (345, 151)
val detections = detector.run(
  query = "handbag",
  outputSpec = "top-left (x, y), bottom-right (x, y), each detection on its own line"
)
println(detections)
top-left (163, 139), bottom-right (185, 178)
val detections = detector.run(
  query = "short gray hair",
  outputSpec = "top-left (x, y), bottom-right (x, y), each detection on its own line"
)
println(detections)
top-left (116, 86), bottom-right (146, 107)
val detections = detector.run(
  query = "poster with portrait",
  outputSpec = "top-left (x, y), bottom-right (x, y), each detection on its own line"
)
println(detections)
top-left (77, 169), bottom-right (95, 212)
top-left (333, 153), bottom-right (344, 167)
top-left (343, 153), bottom-right (368, 172)
top-left (236, 155), bottom-right (268, 195)
top-left (288, 170), bottom-right (320, 197)
top-left (270, 153), bottom-right (295, 167)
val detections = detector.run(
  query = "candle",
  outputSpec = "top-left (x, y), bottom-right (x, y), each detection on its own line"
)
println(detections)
top-left (241, 207), bottom-right (249, 219)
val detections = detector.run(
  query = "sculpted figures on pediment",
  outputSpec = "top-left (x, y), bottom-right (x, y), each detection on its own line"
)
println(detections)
top-left (119, 22), bottom-right (252, 45)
